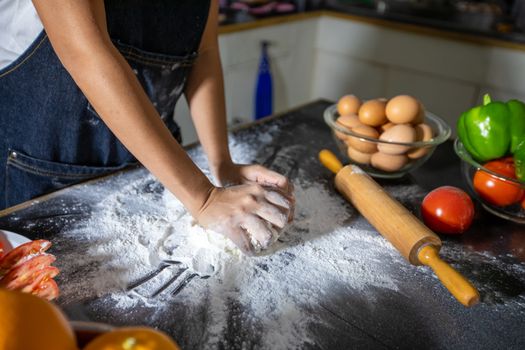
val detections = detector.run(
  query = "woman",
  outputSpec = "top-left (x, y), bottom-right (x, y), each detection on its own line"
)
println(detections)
top-left (0, 0), bottom-right (294, 253)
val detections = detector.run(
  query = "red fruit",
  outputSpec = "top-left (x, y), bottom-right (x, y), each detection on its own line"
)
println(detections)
top-left (21, 266), bottom-right (60, 294)
top-left (473, 159), bottom-right (524, 207)
top-left (0, 254), bottom-right (56, 290)
top-left (421, 186), bottom-right (475, 234)
top-left (0, 242), bottom-right (4, 260)
top-left (33, 278), bottom-right (60, 301)
top-left (0, 240), bottom-right (52, 277)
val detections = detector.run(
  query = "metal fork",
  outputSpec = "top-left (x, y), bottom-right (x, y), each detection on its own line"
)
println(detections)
top-left (126, 259), bottom-right (210, 298)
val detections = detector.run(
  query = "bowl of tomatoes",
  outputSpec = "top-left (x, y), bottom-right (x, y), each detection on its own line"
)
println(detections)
top-left (454, 139), bottom-right (525, 223)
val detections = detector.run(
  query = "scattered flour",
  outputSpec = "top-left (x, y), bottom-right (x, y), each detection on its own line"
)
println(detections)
top-left (36, 129), bottom-right (525, 348)
top-left (55, 131), bottom-right (406, 349)
top-left (58, 176), bottom-right (403, 349)
top-left (4, 121), bottom-right (522, 348)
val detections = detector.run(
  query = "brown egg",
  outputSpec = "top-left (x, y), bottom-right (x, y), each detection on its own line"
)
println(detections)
top-left (334, 130), bottom-right (347, 141)
top-left (407, 123), bottom-right (433, 159)
top-left (379, 122), bottom-right (395, 133)
top-left (358, 99), bottom-right (388, 127)
top-left (337, 114), bottom-right (362, 129)
top-left (378, 124), bottom-right (416, 155)
top-left (346, 125), bottom-right (379, 154)
top-left (347, 146), bottom-right (372, 164)
top-left (335, 115), bottom-right (362, 140)
top-left (337, 95), bottom-right (362, 116)
top-left (412, 102), bottom-right (426, 125)
top-left (371, 152), bottom-right (409, 172)
top-left (385, 95), bottom-right (420, 124)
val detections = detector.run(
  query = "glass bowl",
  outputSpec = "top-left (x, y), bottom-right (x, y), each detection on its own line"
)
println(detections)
top-left (324, 104), bottom-right (451, 178)
top-left (454, 139), bottom-right (525, 224)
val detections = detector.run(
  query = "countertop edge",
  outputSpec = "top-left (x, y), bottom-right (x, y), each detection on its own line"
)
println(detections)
top-left (219, 10), bottom-right (525, 52)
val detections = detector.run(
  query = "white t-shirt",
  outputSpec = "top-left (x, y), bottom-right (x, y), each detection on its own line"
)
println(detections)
top-left (0, 0), bottom-right (43, 70)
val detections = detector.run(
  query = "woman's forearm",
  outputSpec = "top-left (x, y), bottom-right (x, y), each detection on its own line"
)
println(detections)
top-left (33, 0), bottom-right (213, 216)
top-left (186, 45), bottom-right (232, 170)
top-left (185, 0), bottom-right (233, 173)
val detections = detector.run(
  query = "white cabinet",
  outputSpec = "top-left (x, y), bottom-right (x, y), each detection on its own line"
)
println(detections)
top-left (312, 51), bottom-right (387, 101)
top-left (482, 47), bottom-right (525, 102)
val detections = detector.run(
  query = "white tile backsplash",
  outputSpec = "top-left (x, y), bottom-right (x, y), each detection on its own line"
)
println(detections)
top-left (219, 22), bottom-right (297, 68)
top-left (312, 51), bottom-right (387, 100)
top-left (485, 47), bottom-right (525, 95)
top-left (385, 68), bottom-right (478, 134)
top-left (317, 17), bottom-right (487, 83)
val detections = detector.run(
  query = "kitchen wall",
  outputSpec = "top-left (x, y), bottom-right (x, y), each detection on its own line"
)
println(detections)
top-left (313, 16), bottom-right (525, 135)
top-left (175, 14), bottom-right (525, 144)
top-left (175, 18), bottom-right (319, 145)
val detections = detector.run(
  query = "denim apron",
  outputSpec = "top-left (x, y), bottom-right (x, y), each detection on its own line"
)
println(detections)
top-left (0, 0), bottom-right (211, 209)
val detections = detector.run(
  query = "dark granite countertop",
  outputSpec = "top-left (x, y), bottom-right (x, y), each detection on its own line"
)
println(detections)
top-left (219, 3), bottom-right (525, 46)
top-left (0, 100), bottom-right (524, 349)
top-left (322, 2), bottom-right (525, 45)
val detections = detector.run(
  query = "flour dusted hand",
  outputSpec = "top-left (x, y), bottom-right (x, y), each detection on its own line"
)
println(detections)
top-left (196, 185), bottom-right (292, 254)
top-left (212, 162), bottom-right (295, 223)
top-left (215, 163), bottom-right (293, 196)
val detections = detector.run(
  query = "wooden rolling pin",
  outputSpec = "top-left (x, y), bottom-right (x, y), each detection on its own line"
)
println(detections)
top-left (319, 149), bottom-right (479, 307)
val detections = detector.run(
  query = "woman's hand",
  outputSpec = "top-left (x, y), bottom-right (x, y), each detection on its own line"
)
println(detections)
top-left (196, 184), bottom-right (293, 254)
top-left (214, 162), bottom-right (295, 218)
top-left (214, 162), bottom-right (293, 192)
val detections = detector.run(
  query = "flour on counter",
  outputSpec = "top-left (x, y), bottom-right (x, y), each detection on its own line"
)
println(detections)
top-left (57, 171), bottom-right (404, 349)
top-left (28, 127), bottom-right (525, 348)
top-left (52, 131), bottom-right (430, 349)
top-left (54, 131), bottom-right (409, 349)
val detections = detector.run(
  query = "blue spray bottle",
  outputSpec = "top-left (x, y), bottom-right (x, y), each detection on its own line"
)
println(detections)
top-left (254, 41), bottom-right (273, 120)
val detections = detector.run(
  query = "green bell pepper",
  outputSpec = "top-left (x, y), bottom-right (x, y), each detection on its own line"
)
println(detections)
top-left (457, 94), bottom-right (511, 162)
top-left (507, 99), bottom-right (525, 154)
top-left (514, 140), bottom-right (525, 182)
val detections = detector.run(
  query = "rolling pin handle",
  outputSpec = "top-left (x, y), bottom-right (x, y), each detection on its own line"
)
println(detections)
top-left (418, 245), bottom-right (480, 307)
top-left (319, 149), bottom-right (343, 174)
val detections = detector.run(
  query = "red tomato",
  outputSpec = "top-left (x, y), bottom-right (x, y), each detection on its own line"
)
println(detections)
top-left (421, 186), bottom-right (475, 234)
top-left (473, 159), bottom-right (524, 207)
top-left (0, 240), bottom-right (51, 277)
top-left (0, 242), bottom-right (4, 259)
